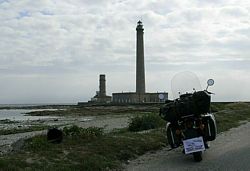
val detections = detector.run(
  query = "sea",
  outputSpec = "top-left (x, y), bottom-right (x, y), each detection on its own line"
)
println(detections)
top-left (0, 104), bottom-right (74, 121)
top-left (0, 109), bottom-right (60, 121)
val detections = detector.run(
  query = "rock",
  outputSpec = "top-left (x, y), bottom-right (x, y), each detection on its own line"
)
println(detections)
top-left (47, 128), bottom-right (63, 143)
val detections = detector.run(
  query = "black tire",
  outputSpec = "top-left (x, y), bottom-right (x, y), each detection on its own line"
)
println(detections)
top-left (193, 152), bottom-right (202, 162)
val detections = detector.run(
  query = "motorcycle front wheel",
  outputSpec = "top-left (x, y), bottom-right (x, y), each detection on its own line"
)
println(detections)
top-left (193, 152), bottom-right (202, 162)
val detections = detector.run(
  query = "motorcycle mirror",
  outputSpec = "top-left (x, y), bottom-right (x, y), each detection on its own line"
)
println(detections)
top-left (206, 79), bottom-right (214, 91)
top-left (207, 79), bottom-right (214, 86)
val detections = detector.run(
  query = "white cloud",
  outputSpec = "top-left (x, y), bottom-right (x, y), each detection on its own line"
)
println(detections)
top-left (0, 0), bottom-right (250, 103)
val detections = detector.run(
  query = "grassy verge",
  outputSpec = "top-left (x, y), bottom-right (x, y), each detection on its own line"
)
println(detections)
top-left (0, 102), bottom-right (250, 171)
top-left (212, 102), bottom-right (250, 133)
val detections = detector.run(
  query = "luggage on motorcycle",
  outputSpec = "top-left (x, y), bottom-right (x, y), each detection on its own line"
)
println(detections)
top-left (193, 91), bottom-right (211, 115)
top-left (159, 90), bottom-right (211, 122)
top-left (202, 114), bottom-right (217, 141)
top-left (159, 95), bottom-right (194, 123)
top-left (166, 123), bottom-right (181, 148)
top-left (176, 93), bottom-right (195, 117)
top-left (159, 102), bottom-right (178, 123)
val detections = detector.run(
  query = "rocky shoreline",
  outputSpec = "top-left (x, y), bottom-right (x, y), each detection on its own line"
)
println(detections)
top-left (0, 130), bottom-right (46, 155)
top-left (0, 104), bottom-right (75, 110)
top-left (0, 114), bottom-right (130, 155)
top-left (0, 103), bottom-right (161, 156)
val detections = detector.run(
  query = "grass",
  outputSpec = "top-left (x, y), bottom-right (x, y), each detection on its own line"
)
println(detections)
top-left (0, 126), bottom-right (166, 171)
top-left (0, 119), bottom-right (19, 124)
top-left (25, 104), bottom-right (161, 116)
top-left (128, 113), bottom-right (165, 132)
top-left (0, 102), bottom-right (250, 171)
top-left (212, 102), bottom-right (250, 133)
top-left (0, 125), bottom-right (50, 135)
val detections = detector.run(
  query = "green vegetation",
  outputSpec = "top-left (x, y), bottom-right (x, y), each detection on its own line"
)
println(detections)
top-left (0, 102), bottom-right (250, 171)
top-left (0, 125), bottom-right (49, 135)
top-left (0, 119), bottom-right (19, 124)
top-left (128, 113), bottom-right (165, 132)
top-left (25, 104), bottom-right (161, 116)
top-left (0, 126), bottom-right (166, 171)
top-left (213, 102), bottom-right (250, 133)
top-left (63, 125), bottom-right (104, 138)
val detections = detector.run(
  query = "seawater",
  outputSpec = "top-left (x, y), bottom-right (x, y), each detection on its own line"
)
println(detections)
top-left (0, 109), bottom-right (59, 121)
top-left (0, 103), bottom-right (75, 108)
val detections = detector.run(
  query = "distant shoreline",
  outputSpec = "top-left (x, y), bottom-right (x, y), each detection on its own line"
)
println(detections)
top-left (0, 104), bottom-right (76, 110)
top-left (0, 101), bottom-right (249, 110)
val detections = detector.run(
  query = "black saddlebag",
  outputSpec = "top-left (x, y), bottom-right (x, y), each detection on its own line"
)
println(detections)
top-left (159, 91), bottom-right (211, 123)
top-left (202, 114), bottom-right (217, 141)
top-left (166, 123), bottom-right (181, 148)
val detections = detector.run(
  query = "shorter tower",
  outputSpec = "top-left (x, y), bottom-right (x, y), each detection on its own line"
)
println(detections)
top-left (90, 74), bottom-right (111, 103)
top-left (99, 74), bottom-right (106, 97)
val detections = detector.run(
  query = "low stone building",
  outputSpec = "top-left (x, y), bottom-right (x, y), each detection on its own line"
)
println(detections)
top-left (112, 92), bottom-right (168, 103)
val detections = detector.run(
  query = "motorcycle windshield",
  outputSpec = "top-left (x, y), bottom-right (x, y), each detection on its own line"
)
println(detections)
top-left (171, 71), bottom-right (202, 99)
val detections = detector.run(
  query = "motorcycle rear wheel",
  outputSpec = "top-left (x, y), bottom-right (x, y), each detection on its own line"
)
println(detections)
top-left (193, 152), bottom-right (202, 162)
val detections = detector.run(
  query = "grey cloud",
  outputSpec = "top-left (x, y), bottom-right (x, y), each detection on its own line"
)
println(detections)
top-left (219, 6), bottom-right (249, 17)
top-left (0, 0), bottom-right (250, 103)
top-left (208, 38), bottom-right (250, 54)
top-left (235, 27), bottom-right (250, 37)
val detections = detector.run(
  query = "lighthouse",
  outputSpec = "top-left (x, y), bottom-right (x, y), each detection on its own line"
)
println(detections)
top-left (136, 21), bottom-right (146, 95)
top-left (85, 21), bottom-right (168, 105)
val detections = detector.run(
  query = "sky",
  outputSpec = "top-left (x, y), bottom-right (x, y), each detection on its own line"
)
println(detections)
top-left (0, 0), bottom-right (250, 104)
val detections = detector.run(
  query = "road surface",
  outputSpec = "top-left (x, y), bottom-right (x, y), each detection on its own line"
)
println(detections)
top-left (125, 122), bottom-right (250, 171)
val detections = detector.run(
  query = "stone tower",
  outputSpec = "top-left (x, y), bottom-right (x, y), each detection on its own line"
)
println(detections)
top-left (88, 74), bottom-right (111, 103)
top-left (99, 74), bottom-right (106, 97)
top-left (136, 21), bottom-right (146, 94)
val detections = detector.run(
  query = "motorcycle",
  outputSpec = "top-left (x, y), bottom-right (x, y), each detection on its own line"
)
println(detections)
top-left (159, 72), bottom-right (217, 162)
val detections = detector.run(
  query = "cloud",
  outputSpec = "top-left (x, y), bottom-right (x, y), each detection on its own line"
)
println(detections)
top-left (0, 0), bottom-right (250, 103)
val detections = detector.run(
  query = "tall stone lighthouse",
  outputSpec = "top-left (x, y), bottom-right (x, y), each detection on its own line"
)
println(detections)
top-left (79, 21), bottom-right (168, 105)
top-left (136, 21), bottom-right (146, 95)
top-left (112, 20), bottom-right (168, 104)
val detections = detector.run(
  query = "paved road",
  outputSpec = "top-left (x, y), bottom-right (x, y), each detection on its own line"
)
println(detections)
top-left (125, 122), bottom-right (250, 171)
